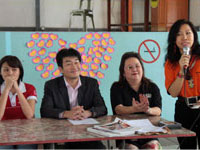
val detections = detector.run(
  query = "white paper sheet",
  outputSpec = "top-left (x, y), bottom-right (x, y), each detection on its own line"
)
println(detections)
top-left (124, 119), bottom-right (165, 134)
top-left (68, 118), bottom-right (99, 125)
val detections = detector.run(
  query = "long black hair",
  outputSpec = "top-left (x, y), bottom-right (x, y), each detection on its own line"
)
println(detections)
top-left (165, 19), bottom-right (200, 64)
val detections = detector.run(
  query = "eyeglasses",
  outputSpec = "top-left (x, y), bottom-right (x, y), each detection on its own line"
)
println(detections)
top-left (125, 65), bottom-right (141, 71)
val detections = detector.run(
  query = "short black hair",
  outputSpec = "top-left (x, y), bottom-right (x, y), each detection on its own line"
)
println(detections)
top-left (0, 55), bottom-right (24, 84)
top-left (56, 48), bottom-right (82, 68)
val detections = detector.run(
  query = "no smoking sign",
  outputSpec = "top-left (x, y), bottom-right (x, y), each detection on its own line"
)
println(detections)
top-left (138, 39), bottom-right (160, 63)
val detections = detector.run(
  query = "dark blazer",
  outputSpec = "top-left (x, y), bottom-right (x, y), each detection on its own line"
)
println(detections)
top-left (40, 75), bottom-right (107, 119)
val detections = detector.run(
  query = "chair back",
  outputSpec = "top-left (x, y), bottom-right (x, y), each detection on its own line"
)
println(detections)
top-left (79, 0), bottom-right (93, 10)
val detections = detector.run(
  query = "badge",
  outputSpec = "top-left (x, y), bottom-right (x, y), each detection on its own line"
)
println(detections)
top-left (188, 79), bottom-right (194, 88)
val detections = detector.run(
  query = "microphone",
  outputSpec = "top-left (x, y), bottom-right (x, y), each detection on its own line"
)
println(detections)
top-left (183, 46), bottom-right (190, 55)
top-left (183, 46), bottom-right (190, 76)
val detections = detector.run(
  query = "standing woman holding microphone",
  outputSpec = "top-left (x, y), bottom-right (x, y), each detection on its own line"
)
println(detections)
top-left (164, 19), bottom-right (200, 149)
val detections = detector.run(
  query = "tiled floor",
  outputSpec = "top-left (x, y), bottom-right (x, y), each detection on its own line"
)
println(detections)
top-left (37, 138), bottom-right (180, 149)
top-left (159, 137), bottom-right (179, 149)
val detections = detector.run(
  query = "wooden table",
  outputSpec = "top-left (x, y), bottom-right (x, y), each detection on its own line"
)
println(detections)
top-left (107, 0), bottom-right (150, 31)
top-left (0, 114), bottom-right (196, 146)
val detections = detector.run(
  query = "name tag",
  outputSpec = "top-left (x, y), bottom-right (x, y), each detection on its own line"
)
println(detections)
top-left (144, 93), bottom-right (152, 98)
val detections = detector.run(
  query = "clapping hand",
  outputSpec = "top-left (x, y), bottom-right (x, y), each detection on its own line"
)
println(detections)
top-left (132, 94), bottom-right (149, 113)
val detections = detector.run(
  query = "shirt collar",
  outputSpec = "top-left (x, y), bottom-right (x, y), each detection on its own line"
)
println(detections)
top-left (64, 77), bottom-right (82, 90)
top-left (1, 81), bottom-right (26, 94)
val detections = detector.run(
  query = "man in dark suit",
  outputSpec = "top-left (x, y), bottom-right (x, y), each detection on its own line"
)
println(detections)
top-left (40, 48), bottom-right (107, 149)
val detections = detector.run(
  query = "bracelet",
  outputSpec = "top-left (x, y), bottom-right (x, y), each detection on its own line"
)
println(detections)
top-left (177, 72), bottom-right (184, 78)
top-left (146, 108), bottom-right (151, 114)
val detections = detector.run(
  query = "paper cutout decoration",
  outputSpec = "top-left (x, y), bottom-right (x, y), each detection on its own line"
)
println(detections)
top-left (26, 32), bottom-right (116, 82)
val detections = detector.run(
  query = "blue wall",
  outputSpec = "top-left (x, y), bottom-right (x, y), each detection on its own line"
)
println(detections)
top-left (0, 32), bottom-right (177, 121)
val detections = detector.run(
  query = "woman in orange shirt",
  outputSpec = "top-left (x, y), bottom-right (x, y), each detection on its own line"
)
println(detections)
top-left (164, 19), bottom-right (200, 149)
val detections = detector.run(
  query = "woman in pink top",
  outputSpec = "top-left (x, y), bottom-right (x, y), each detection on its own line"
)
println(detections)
top-left (0, 55), bottom-right (37, 149)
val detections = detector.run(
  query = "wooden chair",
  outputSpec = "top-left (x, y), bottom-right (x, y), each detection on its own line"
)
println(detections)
top-left (69, 0), bottom-right (95, 31)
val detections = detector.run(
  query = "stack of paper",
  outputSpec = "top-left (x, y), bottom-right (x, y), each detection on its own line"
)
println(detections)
top-left (87, 118), bottom-right (167, 137)
top-left (87, 118), bottom-right (141, 137)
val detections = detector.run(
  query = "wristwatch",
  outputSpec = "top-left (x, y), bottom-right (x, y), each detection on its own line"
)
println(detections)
top-left (90, 108), bottom-right (97, 118)
top-left (92, 111), bottom-right (97, 118)
top-left (146, 108), bottom-right (151, 114)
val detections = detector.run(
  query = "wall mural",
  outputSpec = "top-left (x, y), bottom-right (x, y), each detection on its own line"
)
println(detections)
top-left (26, 32), bottom-right (116, 83)
top-left (0, 32), bottom-right (176, 120)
